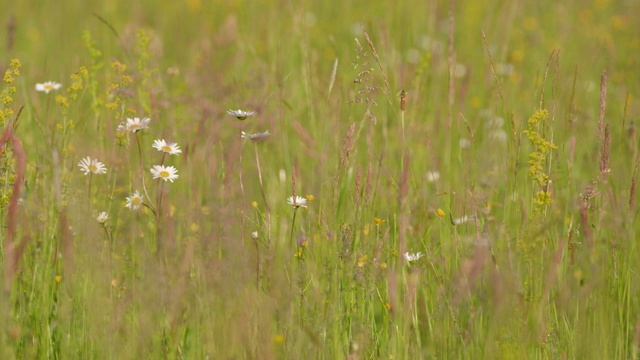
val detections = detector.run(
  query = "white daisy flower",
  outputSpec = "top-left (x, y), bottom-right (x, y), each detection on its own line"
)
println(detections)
top-left (78, 156), bottom-right (107, 175)
top-left (126, 190), bottom-right (144, 210)
top-left (152, 139), bottom-right (182, 155)
top-left (403, 252), bottom-right (424, 263)
top-left (125, 117), bottom-right (151, 132)
top-left (96, 212), bottom-right (109, 224)
top-left (150, 165), bottom-right (179, 182)
top-left (35, 81), bottom-right (62, 93)
top-left (287, 196), bottom-right (308, 209)
top-left (251, 231), bottom-right (259, 240)
top-left (227, 109), bottom-right (255, 120)
top-left (241, 130), bottom-right (270, 141)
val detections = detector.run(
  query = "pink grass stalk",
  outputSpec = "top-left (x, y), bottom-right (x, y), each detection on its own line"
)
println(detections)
top-left (599, 70), bottom-right (607, 139)
top-left (630, 158), bottom-right (639, 211)
top-left (600, 124), bottom-right (611, 182)
top-left (0, 127), bottom-right (27, 290)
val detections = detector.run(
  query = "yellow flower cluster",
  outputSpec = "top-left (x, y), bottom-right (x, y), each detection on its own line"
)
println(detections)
top-left (523, 109), bottom-right (557, 211)
top-left (67, 67), bottom-right (87, 100)
top-left (0, 59), bottom-right (20, 126)
top-left (106, 61), bottom-right (134, 118)
top-left (0, 59), bottom-right (20, 207)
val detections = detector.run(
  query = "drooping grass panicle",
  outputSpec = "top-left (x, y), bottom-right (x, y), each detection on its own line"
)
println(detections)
top-left (359, 23), bottom-right (393, 110)
top-left (351, 37), bottom-right (379, 123)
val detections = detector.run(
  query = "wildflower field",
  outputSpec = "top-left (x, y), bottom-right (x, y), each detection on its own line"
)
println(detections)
top-left (1, 0), bottom-right (639, 358)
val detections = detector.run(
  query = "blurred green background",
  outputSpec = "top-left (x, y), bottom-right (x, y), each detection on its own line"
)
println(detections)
top-left (1, 0), bottom-right (640, 358)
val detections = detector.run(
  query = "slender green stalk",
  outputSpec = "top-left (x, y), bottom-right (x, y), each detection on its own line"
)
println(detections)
top-left (135, 131), bottom-right (154, 210)
top-left (253, 141), bottom-right (271, 235)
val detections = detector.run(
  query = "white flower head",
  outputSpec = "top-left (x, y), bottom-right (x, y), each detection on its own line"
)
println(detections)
top-left (35, 81), bottom-right (62, 94)
top-left (227, 109), bottom-right (255, 120)
top-left (150, 165), bottom-right (179, 182)
top-left (152, 139), bottom-right (182, 155)
top-left (96, 212), bottom-right (109, 224)
top-left (489, 129), bottom-right (507, 143)
top-left (78, 156), bottom-right (107, 175)
top-left (251, 231), bottom-right (259, 240)
top-left (459, 138), bottom-right (471, 149)
top-left (453, 215), bottom-right (476, 225)
top-left (287, 196), bottom-right (308, 209)
top-left (426, 170), bottom-right (440, 183)
top-left (241, 130), bottom-right (270, 142)
top-left (125, 117), bottom-right (151, 132)
top-left (496, 63), bottom-right (514, 77)
top-left (126, 190), bottom-right (144, 210)
top-left (403, 252), bottom-right (424, 263)
top-left (485, 117), bottom-right (505, 129)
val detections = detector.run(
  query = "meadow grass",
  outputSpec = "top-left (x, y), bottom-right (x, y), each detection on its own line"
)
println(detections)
top-left (0, 0), bottom-right (639, 358)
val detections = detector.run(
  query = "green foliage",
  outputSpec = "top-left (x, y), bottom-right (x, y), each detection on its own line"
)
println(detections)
top-left (0, 1), bottom-right (639, 359)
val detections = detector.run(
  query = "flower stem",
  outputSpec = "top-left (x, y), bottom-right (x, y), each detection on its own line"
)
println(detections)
top-left (289, 208), bottom-right (298, 294)
top-left (239, 137), bottom-right (246, 247)
top-left (253, 142), bottom-right (271, 228)
top-left (88, 173), bottom-right (93, 203)
top-left (156, 179), bottom-right (165, 256)
top-left (136, 132), bottom-right (154, 212)
top-left (102, 224), bottom-right (113, 276)
top-left (289, 208), bottom-right (298, 249)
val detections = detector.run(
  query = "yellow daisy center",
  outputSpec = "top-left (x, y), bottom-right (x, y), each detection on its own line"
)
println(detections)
top-left (44, 84), bottom-right (54, 90)
top-left (88, 164), bottom-right (97, 172)
top-left (133, 197), bottom-right (141, 205)
top-left (162, 145), bottom-right (172, 152)
top-left (129, 124), bottom-right (140, 130)
top-left (160, 171), bottom-right (170, 178)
